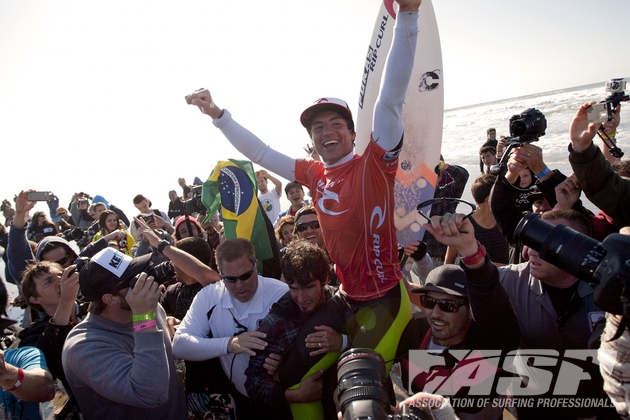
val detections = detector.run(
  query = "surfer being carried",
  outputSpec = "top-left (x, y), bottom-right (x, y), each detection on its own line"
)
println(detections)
top-left (185, 0), bottom-right (424, 390)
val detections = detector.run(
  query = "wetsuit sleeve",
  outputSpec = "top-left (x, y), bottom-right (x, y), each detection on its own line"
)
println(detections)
top-left (372, 10), bottom-right (419, 151)
top-left (213, 110), bottom-right (296, 181)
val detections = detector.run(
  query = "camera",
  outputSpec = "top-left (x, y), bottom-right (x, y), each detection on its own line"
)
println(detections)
top-left (129, 261), bottom-right (177, 288)
top-left (337, 348), bottom-right (430, 420)
top-left (607, 78), bottom-right (626, 93)
top-left (490, 108), bottom-right (547, 176)
top-left (185, 185), bottom-right (207, 215)
top-left (588, 78), bottom-right (629, 125)
top-left (509, 108), bottom-right (547, 142)
top-left (515, 212), bottom-right (630, 315)
top-left (63, 228), bottom-right (84, 242)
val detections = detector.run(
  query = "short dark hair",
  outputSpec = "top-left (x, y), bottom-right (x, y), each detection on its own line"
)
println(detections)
top-left (21, 261), bottom-right (62, 312)
top-left (479, 145), bottom-right (496, 155)
top-left (541, 209), bottom-right (591, 237)
top-left (471, 173), bottom-right (496, 204)
top-left (215, 238), bottom-right (256, 272)
top-left (132, 194), bottom-right (148, 205)
top-left (281, 240), bottom-right (329, 287)
top-left (293, 205), bottom-right (318, 235)
top-left (175, 237), bottom-right (213, 267)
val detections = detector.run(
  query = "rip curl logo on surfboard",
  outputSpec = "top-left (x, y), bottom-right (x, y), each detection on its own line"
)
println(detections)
top-left (418, 69), bottom-right (441, 92)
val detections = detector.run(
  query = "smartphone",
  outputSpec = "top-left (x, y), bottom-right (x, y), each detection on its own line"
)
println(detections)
top-left (27, 191), bottom-right (51, 201)
top-left (587, 102), bottom-right (610, 124)
top-left (140, 214), bottom-right (156, 228)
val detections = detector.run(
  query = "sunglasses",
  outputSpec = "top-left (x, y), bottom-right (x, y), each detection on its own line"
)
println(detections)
top-left (420, 295), bottom-right (468, 313)
top-left (296, 220), bottom-right (320, 233)
top-left (53, 254), bottom-right (72, 266)
top-left (416, 197), bottom-right (476, 222)
top-left (220, 263), bottom-right (257, 284)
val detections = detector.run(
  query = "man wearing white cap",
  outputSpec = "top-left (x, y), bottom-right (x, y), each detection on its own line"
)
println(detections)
top-left (61, 248), bottom-right (187, 420)
top-left (185, 0), bottom-right (423, 388)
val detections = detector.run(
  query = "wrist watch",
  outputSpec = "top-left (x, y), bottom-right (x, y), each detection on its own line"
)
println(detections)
top-left (157, 240), bottom-right (169, 253)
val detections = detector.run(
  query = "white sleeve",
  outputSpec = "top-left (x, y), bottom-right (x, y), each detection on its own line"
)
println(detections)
top-left (372, 10), bottom-right (419, 151)
top-left (213, 110), bottom-right (296, 181)
top-left (172, 288), bottom-right (231, 361)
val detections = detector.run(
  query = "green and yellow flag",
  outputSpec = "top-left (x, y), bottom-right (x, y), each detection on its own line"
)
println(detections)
top-left (201, 159), bottom-right (273, 268)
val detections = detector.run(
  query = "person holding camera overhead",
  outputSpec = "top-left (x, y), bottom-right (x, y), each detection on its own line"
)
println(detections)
top-left (569, 101), bottom-right (630, 227)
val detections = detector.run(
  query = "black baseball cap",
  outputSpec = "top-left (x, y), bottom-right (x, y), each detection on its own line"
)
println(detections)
top-left (412, 264), bottom-right (468, 297)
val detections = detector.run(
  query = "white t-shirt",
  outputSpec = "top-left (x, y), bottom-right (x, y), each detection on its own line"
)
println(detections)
top-left (258, 189), bottom-right (281, 225)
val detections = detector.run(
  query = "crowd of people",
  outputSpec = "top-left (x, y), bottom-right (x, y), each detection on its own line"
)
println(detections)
top-left (0, 0), bottom-right (629, 419)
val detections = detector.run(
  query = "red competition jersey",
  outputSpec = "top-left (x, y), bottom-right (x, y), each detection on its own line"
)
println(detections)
top-left (295, 139), bottom-right (403, 301)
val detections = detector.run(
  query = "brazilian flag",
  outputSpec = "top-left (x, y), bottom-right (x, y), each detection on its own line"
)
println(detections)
top-left (201, 159), bottom-right (273, 271)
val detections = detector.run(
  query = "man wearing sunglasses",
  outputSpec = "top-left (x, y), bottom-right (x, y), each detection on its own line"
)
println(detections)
top-left (397, 212), bottom-right (520, 418)
top-left (173, 238), bottom-right (288, 419)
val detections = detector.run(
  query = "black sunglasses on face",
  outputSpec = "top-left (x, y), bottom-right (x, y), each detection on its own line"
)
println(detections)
top-left (53, 254), bottom-right (72, 266)
top-left (296, 220), bottom-right (320, 232)
top-left (420, 295), bottom-right (468, 313)
top-left (220, 263), bottom-right (257, 284)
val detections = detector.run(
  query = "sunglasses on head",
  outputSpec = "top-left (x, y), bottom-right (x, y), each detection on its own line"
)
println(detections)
top-left (296, 220), bottom-right (320, 233)
top-left (220, 263), bottom-right (257, 284)
top-left (53, 254), bottom-right (72, 266)
top-left (420, 295), bottom-right (468, 313)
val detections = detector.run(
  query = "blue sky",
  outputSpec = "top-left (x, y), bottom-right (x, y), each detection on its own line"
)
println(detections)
top-left (1, 0), bottom-right (629, 216)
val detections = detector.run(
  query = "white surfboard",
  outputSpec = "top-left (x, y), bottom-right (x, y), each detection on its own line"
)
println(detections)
top-left (355, 0), bottom-right (444, 272)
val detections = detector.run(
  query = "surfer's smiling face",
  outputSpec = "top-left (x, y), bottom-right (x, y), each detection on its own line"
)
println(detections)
top-left (310, 111), bottom-right (356, 165)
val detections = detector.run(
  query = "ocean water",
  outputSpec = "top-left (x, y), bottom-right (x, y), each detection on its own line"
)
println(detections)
top-left (440, 80), bottom-right (630, 214)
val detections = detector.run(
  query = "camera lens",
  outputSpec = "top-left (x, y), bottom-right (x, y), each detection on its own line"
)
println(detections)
top-left (337, 348), bottom-right (391, 420)
top-left (510, 119), bottom-right (532, 137)
top-left (515, 213), bottom-right (605, 281)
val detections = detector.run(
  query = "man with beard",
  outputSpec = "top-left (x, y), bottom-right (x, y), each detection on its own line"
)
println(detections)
top-left (397, 212), bottom-right (519, 419)
top-left (61, 248), bottom-right (187, 420)
top-left (245, 240), bottom-right (341, 419)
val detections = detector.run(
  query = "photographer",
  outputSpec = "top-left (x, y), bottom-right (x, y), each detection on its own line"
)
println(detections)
top-left (489, 143), bottom-right (566, 263)
top-left (7, 190), bottom-right (127, 285)
top-left (69, 192), bottom-right (94, 230)
top-left (61, 249), bottom-right (187, 419)
top-left (497, 209), bottom-right (613, 419)
top-left (569, 101), bottom-right (630, 227)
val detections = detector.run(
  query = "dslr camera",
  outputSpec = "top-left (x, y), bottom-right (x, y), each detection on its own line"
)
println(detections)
top-left (185, 185), bottom-right (207, 215)
top-left (491, 108), bottom-right (547, 175)
top-left (515, 212), bottom-right (630, 316)
top-left (128, 260), bottom-right (177, 288)
top-left (338, 348), bottom-right (431, 420)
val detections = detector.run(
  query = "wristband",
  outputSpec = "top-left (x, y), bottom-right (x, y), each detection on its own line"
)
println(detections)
top-left (4, 368), bottom-right (24, 392)
top-left (132, 312), bottom-right (155, 322)
top-left (459, 241), bottom-right (486, 266)
top-left (157, 240), bottom-right (169, 253)
top-left (534, 166), bottom-right (550, 179)
top-left (133, 319), bottom-right (157, 333)
top-left (606, 130), bottom-right (617, 138)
